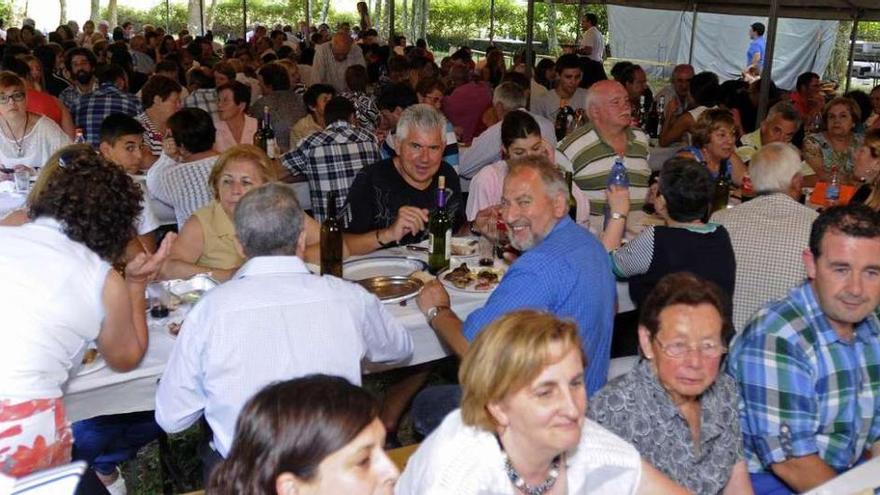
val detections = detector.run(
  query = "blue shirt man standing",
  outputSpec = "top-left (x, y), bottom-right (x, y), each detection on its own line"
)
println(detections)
top-left (746, 22), bottom-right (767, 72)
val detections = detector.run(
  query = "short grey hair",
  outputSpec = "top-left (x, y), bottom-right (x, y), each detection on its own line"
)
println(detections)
top-left (506, 155), bottom-right (568, 199)
top-left (765, 101), bottom-right (802, 130)
top-left (234, 183), bottom-right (305, 258)
top-left (750, 142), bottom-right (802, 194)
top-left (396, 104), bottom-right (447, 142)
top-left (493, 82), bottom-right (526, 112)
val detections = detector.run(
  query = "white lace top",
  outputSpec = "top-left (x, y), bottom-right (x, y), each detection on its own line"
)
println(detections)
top-left (0, 115), bottom-right (71, 170)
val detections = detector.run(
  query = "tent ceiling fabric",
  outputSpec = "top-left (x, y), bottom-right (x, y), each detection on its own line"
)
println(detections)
top-left (540, 0), bottom-right (880, 21)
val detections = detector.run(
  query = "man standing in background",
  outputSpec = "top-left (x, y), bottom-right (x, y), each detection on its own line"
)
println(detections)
top-left (578, 14), bottom-right (605, 63)
top-left (745, 22), bottom-right (766, 74)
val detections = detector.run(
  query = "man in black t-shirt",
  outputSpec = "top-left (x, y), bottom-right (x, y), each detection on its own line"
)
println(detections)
top-left (344, 104), bottom-right (466, 253)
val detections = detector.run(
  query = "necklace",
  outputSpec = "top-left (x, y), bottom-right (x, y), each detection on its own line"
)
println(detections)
top-left (496, 435), bottom-right (562, 495)
top-left (3, 113), bottom-right (30, 158)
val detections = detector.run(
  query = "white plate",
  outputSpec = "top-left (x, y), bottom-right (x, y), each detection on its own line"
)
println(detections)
top-left (413, 236), bottom-right (480, 258)
top-left (439, 260), bottom-right (506, 293)
top-left (343, 256), bottom-right (428, 281)
top-left (78, 353), bottom-right (107, 376)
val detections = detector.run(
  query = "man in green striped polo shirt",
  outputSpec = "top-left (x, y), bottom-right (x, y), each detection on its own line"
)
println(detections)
top-left (557, 80), bottom-right (651, 234)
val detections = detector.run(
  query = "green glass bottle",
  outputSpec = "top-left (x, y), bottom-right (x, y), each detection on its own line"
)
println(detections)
top-left (428, 176), bottom-right (452, 274)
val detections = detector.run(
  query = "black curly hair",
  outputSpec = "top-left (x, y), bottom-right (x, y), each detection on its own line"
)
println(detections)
top-left (28, 145), bottom-right (142, 262)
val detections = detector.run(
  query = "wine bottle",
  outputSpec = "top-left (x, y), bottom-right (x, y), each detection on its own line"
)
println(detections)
top-left (253, 115), bottom-right (264, 151)
top-left (565, 171), bottom-right (577, 222)
top-left (428, 176), bottom-right (452, 274)
top-left (320, 192), bottom-right (343, 277)
top-left (259, 106), bottom-right (277, 158)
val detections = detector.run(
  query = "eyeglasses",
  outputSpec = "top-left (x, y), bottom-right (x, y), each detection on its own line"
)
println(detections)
top-left (0, 92), bottom-right (26, 105)
top-left (58, 146), bottom-right (99, 169)
top-left (654, 339), bottom-right (726, 359)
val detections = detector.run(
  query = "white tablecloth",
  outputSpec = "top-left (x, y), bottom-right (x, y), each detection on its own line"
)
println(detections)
top-left (62, 247), bottom-right (633, 423)
top-left (0, 189), bottom-right (26, 220)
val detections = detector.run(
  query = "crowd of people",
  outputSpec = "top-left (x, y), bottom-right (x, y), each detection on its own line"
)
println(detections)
top-left (0, 11), bottom-right (878, 495)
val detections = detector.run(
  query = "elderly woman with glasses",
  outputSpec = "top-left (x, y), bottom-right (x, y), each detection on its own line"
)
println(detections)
top-left (398, 310), bottom-right (687, 494)
top-left (0, 71), bottom-right (69, 173)
top-left (589, 272), bottom-right (752, 495)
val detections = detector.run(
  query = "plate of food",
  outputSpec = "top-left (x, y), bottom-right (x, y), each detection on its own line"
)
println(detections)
top-left (343, 256), bottom-right (428, 281)
top-left (439, 261), bottom-right (506, 293)
top-left (356, 276), bottom-right (423, 303)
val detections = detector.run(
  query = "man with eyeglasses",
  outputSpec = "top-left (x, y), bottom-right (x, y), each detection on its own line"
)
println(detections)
top-left (728, 203), bottom-right (880, 495)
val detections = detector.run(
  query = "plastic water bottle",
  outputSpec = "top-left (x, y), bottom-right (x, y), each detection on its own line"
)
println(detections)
top-left (825, 166), bottom-right (840, 207)
top-left (604, 157), bottom-right (630, 229)
top-left (74, 128), bottom-right (85, 144)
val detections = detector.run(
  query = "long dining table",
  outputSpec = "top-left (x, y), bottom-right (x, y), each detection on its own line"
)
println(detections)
top-left (62, 241), bottom-right (634, 423)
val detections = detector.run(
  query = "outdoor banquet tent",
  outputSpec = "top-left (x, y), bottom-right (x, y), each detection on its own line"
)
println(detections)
top-left (522, 0), bottom-right (880, 123)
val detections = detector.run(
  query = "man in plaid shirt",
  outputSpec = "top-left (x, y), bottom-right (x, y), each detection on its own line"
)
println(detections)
top-left (281, 96), bottom-right (380, 223)
top-left (75, 64), bottom-right (142, 146)
top-left (727, 204), bottom-right (880, 494)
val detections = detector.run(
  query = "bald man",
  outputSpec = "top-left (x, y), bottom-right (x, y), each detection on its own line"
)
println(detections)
top-left (557, 80), bottom-right (652, 228)
top-left (311, 31), bottom-right (367, 92)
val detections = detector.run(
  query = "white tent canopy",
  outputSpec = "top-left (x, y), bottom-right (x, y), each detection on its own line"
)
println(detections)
top-left (607, 7), bottom-right (838, 90)
top-left (595, 0), bottom-right (880, 22)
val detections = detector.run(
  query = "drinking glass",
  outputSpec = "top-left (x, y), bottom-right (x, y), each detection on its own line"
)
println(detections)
top-left (478, 221), bottom-right (496, 267)
top-left (13, 169), bottom-right (29, 194)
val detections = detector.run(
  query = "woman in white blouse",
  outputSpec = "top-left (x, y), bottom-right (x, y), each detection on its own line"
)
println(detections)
top-left (0, 72), bottom-right (70, 171)
top-left (213, 81), bottom-right (257, 153)
top-left (396, 310), bottom-right (688, 495)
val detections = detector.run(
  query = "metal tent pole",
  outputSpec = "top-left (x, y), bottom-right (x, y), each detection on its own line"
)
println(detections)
top-left (525, 0), bottom-right (535, 79)
top-left (687, 2), bottom-right (698, 65)
top-left (845, 11), bottom-right (861, 93)
top-left (489, 0), bottom-right (496, 42)
top-left (388, 0), bottom-right (395, 41)
top-left (756, 0), bottom-right (779, 124)
top-left (242, 0), bottom-right (247, 40)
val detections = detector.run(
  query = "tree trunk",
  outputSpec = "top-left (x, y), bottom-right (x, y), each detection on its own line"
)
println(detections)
top-left (108, 0), bottom-right (117, 28)
top-left (401, 0), bottom-right (408, 40)
top-left (187, 0), bottom-right (201, 35)
top-left (419, 0), bottom-right (428, 42)
top-left (89, 0), bottom-right (99, 22)
top-left (59, 0), bottom-right (67, 24)
top-left (205, 0), bottom-right (217, 31)
top-left (546, 0), bottom-right (559, 55)
top-left (320, 0), bottom-right (330, 25)
top-left (372, 0), bottom-right (381, 38)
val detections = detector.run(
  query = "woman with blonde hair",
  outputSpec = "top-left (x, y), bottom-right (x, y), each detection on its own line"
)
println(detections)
top-left (677, 107), bottom-right (748, 185)
top-left (0, 71), bottom-right (70, 169)
top-left (160, 144), bottom-right (327, 281)
top-left (852, 128), bottom-right (880, 209)
top-left (397, 310), bottom-right (687, 494)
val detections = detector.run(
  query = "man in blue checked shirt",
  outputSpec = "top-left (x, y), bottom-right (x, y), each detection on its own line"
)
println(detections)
top-left (75, 64), bottom-right (142, 146)
top-left (728, 204), bottom-right (880, 495)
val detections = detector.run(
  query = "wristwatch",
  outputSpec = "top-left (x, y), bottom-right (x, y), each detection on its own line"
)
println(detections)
top-left (609, 212), bottom-right (627, 221)
top-left (426, 305), bottom-right (451, 325)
